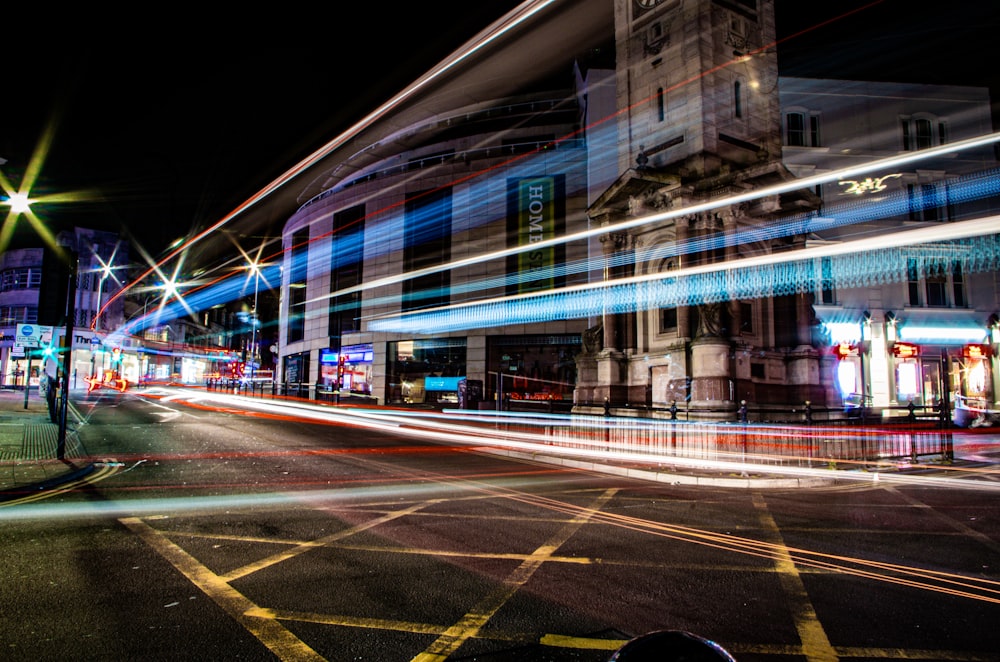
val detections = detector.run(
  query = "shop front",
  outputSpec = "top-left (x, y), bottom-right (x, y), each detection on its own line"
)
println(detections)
top-left (825, 312), bottom-right (999, 420)
top-left (487, 334), bottom-right (580, 406)
top-left (318, 343), bottom-right (374, 402)
top-left (386, 338), bottom-right (466, 406)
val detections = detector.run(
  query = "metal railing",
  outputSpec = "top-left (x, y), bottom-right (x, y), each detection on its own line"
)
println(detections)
top-left (510, 400), bottom-right (954, 467)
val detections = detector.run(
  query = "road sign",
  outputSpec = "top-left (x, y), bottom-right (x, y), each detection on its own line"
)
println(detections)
top-left (15, 324), bottom-right (53, 348)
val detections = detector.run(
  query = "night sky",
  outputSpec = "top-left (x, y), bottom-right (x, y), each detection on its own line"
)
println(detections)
top-left (1, 1), bottom-right (996, 263)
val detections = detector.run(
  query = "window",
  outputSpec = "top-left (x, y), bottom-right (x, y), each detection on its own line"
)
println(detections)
top-left (906, 258), bottom-right (966, 308)
top-left (784, 111), bottom-right (820, 147)
top-left (287, 285), bottom-right (306, 343)
top-left (658, 260), bottom-right (678, 333)
top-left (659, 307), bottom-right (677, 333)
top-left (786, 112), bottom-right (805, 146)
top-left (403, 187), bottom-right (452, 312)
top-left (1, 268), bottom-right (42, 291)
top-left (734, 81), bottom-right (742, 118)
top-left (657, 87), bottom-right (665, 122)
top-left (902, 115), bottom-right (946, 150)
top-left (739, 301), bottom-right (753, 334)
top-left (907, 259), bottom-right (920, 306)
top-left (952, 261), bottom-right (966, 308)
top-left (286, 228), bottom-right (310, 344)
top-left (907, 182), bottom-right (951, 222)
top-left (329, 205), bottom-right (365, 342)
top-left (820, 257), bottom-right (835, 304)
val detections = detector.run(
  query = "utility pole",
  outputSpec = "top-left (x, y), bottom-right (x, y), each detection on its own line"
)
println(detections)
top-left (57, 252), bottom-right (78, 460)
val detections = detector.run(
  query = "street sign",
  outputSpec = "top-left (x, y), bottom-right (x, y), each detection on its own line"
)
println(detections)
top-left (15, 324), bottom-right (53, 348)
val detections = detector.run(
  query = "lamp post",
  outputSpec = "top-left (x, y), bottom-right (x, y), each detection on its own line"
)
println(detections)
top-left (248, 262), bottom-right (261, 383)
top-left (91, 262), bottom-right (113, 379)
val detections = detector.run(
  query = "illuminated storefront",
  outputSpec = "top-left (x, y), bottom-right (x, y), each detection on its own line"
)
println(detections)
top-left (386, 339), bottom-right (466, 405)
top-left (319, 344), bottom-right (374, 400)
top-left (826, 314), bottom-right (998, 416)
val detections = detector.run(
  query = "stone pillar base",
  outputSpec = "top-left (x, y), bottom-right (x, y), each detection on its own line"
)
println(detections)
top-left (690, 338), bottom-right (735, 417)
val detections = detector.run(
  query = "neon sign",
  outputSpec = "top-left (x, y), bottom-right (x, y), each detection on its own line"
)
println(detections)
top-left (838, 173), bottom-right (901, 195)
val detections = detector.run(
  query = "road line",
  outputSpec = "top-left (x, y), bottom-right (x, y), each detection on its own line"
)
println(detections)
top-left (247, 606), bottom-right (446, 634)
top-left (220, 500), bottom-right (437, 582)
top-left (410, 488), bottom-right (619, 662)
top-left (753, 494), bottom-right (838, 662)
top-left (0, 462), bottom-right (119, 507)
top-left (120, 516), bottom-right (325, 662)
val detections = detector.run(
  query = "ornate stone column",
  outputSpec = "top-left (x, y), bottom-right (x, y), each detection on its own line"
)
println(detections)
top-left (594, 229), bottom-right (629, 406)
top-left (688, 211), bottom-right (735, 418)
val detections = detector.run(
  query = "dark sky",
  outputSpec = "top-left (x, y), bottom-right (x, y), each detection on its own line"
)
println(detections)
top-left (2, 1), bottom-right (997, 262)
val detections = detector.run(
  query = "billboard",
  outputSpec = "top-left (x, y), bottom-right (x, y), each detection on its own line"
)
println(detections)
top-left (507, 175), bottom-right (565, 294)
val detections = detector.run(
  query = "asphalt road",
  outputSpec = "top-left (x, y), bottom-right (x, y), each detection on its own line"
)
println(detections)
top-left (1, 388), bottom-right (997, 661)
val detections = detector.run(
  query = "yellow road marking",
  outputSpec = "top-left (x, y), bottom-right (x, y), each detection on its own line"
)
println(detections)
top-left (410, 488), bottom-right (620, 662)
top-left (539, 634), bottom-right (624, 650)
top-left (0, 462), bottom-right (120, 507)
top-left (753, 494), bottom-right (838, 662)
top-left (220, 501), bottom-right (436, 582)
top-left (120, 516), bottom-right (325, 662)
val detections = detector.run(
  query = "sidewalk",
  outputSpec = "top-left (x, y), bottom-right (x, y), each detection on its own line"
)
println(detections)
top-left (0, 387), bottom-right (94, 501)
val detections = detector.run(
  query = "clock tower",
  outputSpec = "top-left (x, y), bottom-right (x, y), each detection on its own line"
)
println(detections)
top-left (614, 0), bottom-right (782, 176)
top-left (577, 0), bottom-right (823, 415)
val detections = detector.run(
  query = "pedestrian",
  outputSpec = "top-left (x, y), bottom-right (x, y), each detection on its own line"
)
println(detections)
top-left (47, 369), bottom-right (60, 423)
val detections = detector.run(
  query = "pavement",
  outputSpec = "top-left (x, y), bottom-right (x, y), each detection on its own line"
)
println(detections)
top-left (0, 387), bottom-right (96, 502)
top-left (1, 386), bottom-right (997, 502)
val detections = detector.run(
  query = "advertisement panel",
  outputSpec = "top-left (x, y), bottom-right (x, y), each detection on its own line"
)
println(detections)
top-left (507, 175), bottom-right (565, 294)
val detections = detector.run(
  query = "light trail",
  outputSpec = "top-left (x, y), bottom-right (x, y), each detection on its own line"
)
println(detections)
top-left (101, 0), bottom-right (894, 332)
top-left (106, 144), bottom-right (1000, 338)
top-left (320, 130), bottom-right (1000, 308)
top-left (499, 490), bottom-right (1000, 605)
top-left (99, 0), bottom-right (562, 317)
top-left (134, 388), bottom-right (1000, 492)
top-left (368, 213), bottom-right (1000, 333)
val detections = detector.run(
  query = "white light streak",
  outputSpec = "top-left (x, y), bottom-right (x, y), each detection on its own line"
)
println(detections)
top-left (317, 131), bottom-right (1000, 308)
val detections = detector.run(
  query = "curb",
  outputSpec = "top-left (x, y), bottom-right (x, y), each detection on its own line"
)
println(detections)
top-left (0, 462), bottom-right (97, 502)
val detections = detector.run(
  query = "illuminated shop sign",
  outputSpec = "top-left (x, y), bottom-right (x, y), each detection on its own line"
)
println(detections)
top-left (963, 344), bottom-right (991, 360)
top-left (834, 342), bottom-right (857, 359)
top-left (342, 343), bottom-right (374, 363)
top-left (425, 376), bottom-right (463, 391)
top-left (321, 344), bottom-right (374, 365)
top-left (892, 342), bottom-right (919, 358)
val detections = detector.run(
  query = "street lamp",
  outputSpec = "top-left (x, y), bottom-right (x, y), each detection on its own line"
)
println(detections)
top-left (248, 261), bottom-right (262, 382)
